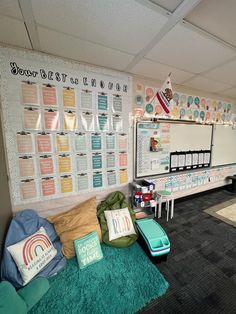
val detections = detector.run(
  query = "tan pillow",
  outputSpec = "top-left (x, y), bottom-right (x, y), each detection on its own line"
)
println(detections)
top-left (47, 197), bottom-right (101, 259)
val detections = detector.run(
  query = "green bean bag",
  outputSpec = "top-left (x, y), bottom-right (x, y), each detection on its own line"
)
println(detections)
top-left (0, 277), bottom-right (50, 314)
top-left (97, 191), bottom-right (138, 247)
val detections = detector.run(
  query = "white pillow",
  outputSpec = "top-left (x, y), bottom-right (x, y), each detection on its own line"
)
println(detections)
top-left (7, 227), bottom-right (57, 285)
top-left (104, 207), bottom-right (136, 241)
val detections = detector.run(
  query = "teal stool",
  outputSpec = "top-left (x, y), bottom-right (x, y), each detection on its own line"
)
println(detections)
top-left (155, 190), bottom-right (174, 221)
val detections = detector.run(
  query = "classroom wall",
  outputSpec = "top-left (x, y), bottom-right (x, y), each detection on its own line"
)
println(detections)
top-left (0, 111), bottom-right (12, 257)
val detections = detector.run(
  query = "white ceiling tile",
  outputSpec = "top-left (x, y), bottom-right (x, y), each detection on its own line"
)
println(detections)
top-left (204, 59), bottom-right (236, 85)
top-left (149, 0), bottom-right (184, 12)
top-left (183, 76), bottom-right (232, 93)
top-left (38, 27), bottom-right (134, 71)
top-left (0, 16), bottom-right (31, 49)
top-left (0, 0), bottom-right (23, 19)
top-left (146, 24), bottom-right (236, 73)
top-left (131, 58), bottom-right (195, 84)
top-left (31, 0), bottom-right (167, 55)
top-left (219, 88), bottom-right (236, 99)
top-left (186, 0), bottom-right (236, 47)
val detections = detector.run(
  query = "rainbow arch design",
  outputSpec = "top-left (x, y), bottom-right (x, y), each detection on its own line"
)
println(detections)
top-left (23, 233), bottom-right (52, 265)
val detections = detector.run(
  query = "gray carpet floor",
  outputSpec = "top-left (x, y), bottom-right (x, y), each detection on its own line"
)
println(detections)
top-left (139, 189), bottom-right (236, 314)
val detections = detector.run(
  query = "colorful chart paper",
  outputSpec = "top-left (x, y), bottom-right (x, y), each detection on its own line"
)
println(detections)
top-left (39, 156), bottom-right (54, 175)
top-left (106, 133), bottom-right (115, 149)
top-left (107, 171), bottom-right (116, 186)
top-left (91, 134), bottom-right (102, 150)
top-left (23, 108), bottom-right (41, 130)
top-left (113, 95), bottom-right (122, 112)
top-left (21, 82), bottom-right (38, 105)
top-left (44, 110), bottom-right (59, 130)
top-left (93, 172), bottom-right (103, 188)
top-left (98, 93), bottom-right (108, 111)
top-left (60, 176), bottom-right (73, 193)
top-left (98, 114), bottom-right (108, 131)
top-left (37, 134), bottom-right (52, 153)
top-left (106, 153), bottom-right (115, 168)
top-left (119, 169), bottom-right (128, 184)
top-left (42, 85), bottom-right (57, 106)
top-left (118, 134), bottom-right (127, 150)
top-left (78, 174), bottom-right (89, 191)
top-left (74, 134), bottom-right (87, 151)
top-left (17, 134), bottom-right (34, 154)
top-left (58, 155), bottom-right (71, 173)
top-left (56, 134), bottom-right (70, 152)
top-left (119, 153), bottom-right (128, 167)
top-left (112, 115), bottom-right (123, 132)
top-left (92, 154), bottom-right (102, 169)
top-left (41, 178), bottom-right (56, 196)
top-left (81, 90), bottom-right (92, 109)
top-left (81, 112), bottom-right (94, 131)
top-left (19, 157), bottom-right (34, 177)
top-left (63, 88), bottom-right (75, 108)
top-left (76, 154), bottom-right (88, 172)
top-left (64, 111), bottom-right (77, 131)
top-left (21, 180), bottom-right (37, 199)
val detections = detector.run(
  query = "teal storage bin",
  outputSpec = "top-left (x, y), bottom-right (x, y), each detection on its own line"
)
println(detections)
top-left (136, 219), bottom-right (170, 259)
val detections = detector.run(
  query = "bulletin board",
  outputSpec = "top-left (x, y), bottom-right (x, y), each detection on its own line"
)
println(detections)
top-left (0, 47), bottom-right (132, 207)
top-left (135, 120), bottom-right (213, 178)
top-left (211, 124), bottom-right (236, 166)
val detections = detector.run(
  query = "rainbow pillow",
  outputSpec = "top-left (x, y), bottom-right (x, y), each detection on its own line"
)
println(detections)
top-left (7, 227), bottom-right (57, 285)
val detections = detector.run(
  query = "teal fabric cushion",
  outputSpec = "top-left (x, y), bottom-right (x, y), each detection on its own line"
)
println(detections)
top-left (0, 281), bottom-right (27, 314)
top-left (18, 277), bottom-right (50, 311)
top-left (74, 231), bottom-right (103, 269)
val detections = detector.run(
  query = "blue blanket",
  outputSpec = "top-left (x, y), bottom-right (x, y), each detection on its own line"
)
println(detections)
top-left (1, 210), bottom-right (66, 288)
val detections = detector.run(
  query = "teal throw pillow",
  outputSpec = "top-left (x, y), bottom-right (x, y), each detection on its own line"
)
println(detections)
top-left (74, 231), bottom-right (103, 269)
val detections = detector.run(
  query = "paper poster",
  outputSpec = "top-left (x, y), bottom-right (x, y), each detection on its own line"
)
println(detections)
top-left (58, 155), bottom-right (71, 173)
top-left (17, 133), bottom-right (34, 154)
top-left (56, 134), bottom-right (70, 152)
top-left (98, 93), bottom-right (108, 111)
top-left (91, 134), bottom-right (102, 150)
top-left (198, 152), bottom-right (204, 165)
top-left (42, 85), bottom-right (57, 106)
top-left (204, 152), bottom-right (211, 164)
top-left (44, 110), bottom-right (59, 130)
top-left (63, 88), bottom-right (75, 108)
top-left (192, 153), bottom-right (198, 166)
top-left (185, 153), bottom-right (192, 167)
top-left (81, 112), bottom-right (94, 131)
top-left (64, 111), bottom-right (77, 131)
top-left (21, 180), bottom-right (37, 199)
top-left (171, 154), bottom-right (178, 168)
top-left (93, 172), bottom-right (103, 188)
top-left (76, 154), bottom-right (88, 172)
top-left (106, 153), bottom-right (115, 168)
top-left (119, 169), bottom-right (128, 184)
top-left (19, 157), bottom-right (35, 177)
top-left (37, 134), bottom-right (52, 153)
top-left (98, 114), bottom-right (108, 132)
top-left (107, 171), bottom-right (116, 186)
top-left (106, 133), bottom-right (115, 149)
top-left (112, 115), bottom-right (123, 132)
top-left (118, 134), bottom-right (127, 150)
top-left (74, 134), bottom-right (87, 152)
top-left (60, 176), bottom-right (73, 193)
top-left (81, 90), bottom-right (92, 109)
top-left (23, 108), bottom-right (41, 130)
top-left (39, 156), bottom-right (54, 175)
top-left (92, 154), bottom-right (102, 169)
top-left (78, 174), bottom-right (89, 191)
top-left (178, 154), bottom-right (185, 168)
top-left (21, 82), bottom-right (38, 105)
top-left (41, 178), bottom-right (56, 196)
top-left (113, 95), bottom-right (122, 112)
top-left (119, 152), bottom-right (128, 167)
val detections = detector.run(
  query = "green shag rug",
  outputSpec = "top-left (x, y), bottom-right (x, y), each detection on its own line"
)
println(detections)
top-left (29, 243), bottom-right (169, 314)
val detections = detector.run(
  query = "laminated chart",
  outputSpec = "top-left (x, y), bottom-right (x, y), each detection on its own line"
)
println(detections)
top-left (23, 108), bottom-right (41, 130)
top-left (78, 174), bottom-right (89, 191)
top-left (39, 155), bottom-right (54, 175)
top-left (41, 177), bottom-right (56, 196)
top-left (37, 133), bottom-right (52, 153)
top-left (98, 93), bottom-right (108, 111)
top-left (60, 175), bottom-right (73, 193)
top-left (63, 87), bottom-right (75, 108)
top-left (21, 82), bottom-right (39, 105)
top-left (19, 157), bottom-right (35, 177)
top-left (44, 110), bottom-right (59, 130)
top-left (17, 133), bottom-right (34, 154)
top-left (20, 180), bottom-right (37, 199)
top-left (56, 133), bottom-right (70, 152)
top-left (42, 85), bottom-right (57, 106)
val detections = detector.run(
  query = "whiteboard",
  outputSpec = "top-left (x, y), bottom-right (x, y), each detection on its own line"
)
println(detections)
top-left (170, 123), bottom-right (212, 151)
top-left (212, 124), bottom-right (236, 166)
top-left (135, 121), bottom-right (213, 178)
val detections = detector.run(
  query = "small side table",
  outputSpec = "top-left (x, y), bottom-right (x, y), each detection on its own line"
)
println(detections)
top-left (226, 176), bottom-right (236, 194)
top-left (155, 190), bottom-right (174, 222)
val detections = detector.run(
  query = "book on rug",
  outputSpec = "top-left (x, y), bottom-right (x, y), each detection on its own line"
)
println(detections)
top-left (74, 231), bottom-right (103, 269)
